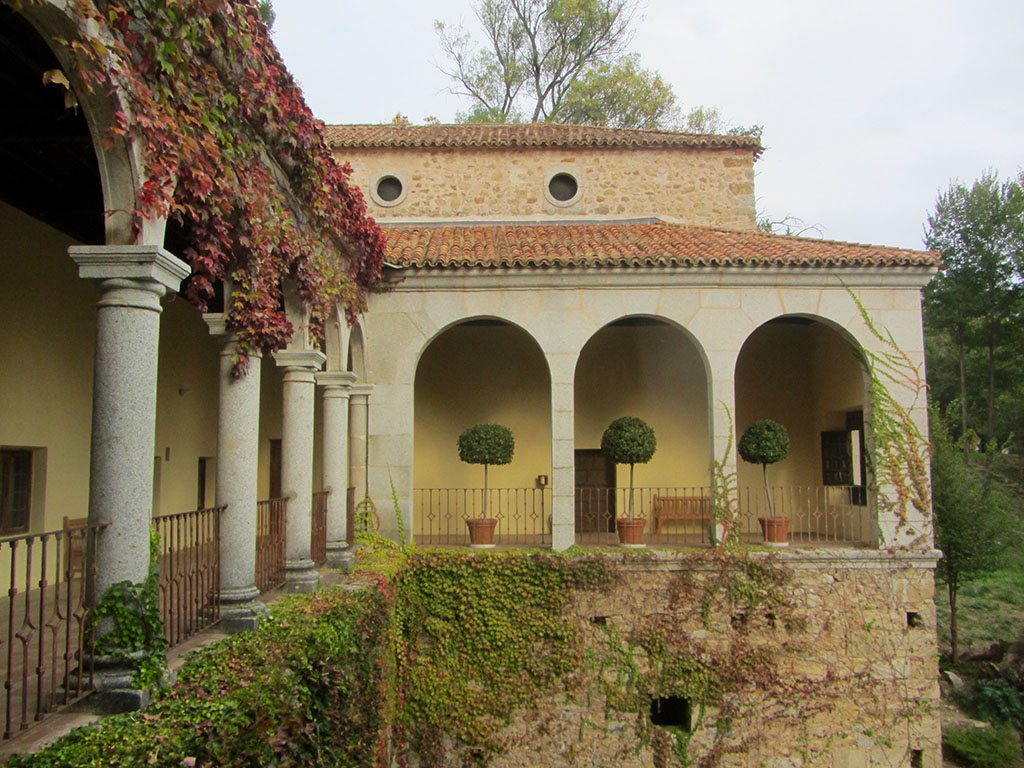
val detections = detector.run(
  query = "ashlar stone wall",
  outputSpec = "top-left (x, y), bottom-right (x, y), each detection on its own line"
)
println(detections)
top-left (457, 551), bottom-right (941, 768)
top-left (334, 146), bottom-right (757, 229)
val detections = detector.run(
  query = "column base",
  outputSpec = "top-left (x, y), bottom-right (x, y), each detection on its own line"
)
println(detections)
top-left (283, 559), bottom-right (320, 594)
top-left (325, 541), bottom-right (356, 571)
top-left (69, 651), bottom-right (169, 714)
top-left (219, 585), bottom-right (269, 633)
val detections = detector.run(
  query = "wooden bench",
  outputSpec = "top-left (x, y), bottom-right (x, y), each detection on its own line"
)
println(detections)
top-left (652, 495), bottom-right (710, 535)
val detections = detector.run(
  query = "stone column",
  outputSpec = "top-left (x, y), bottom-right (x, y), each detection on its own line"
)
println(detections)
top-left (274, 349), bottom-right (326, 593)
top-left (69, 244), bottom-right (188, 707)
top-left (317, 371), bottom-right (356, 568)
top-left (348, 385), bottom-right (372, 504)
top-left (549, 376), bottom-right (576, 552)
top-left (205, 314), bottom-right (266, 631)
top-left (707, 348), bottom-right (740, 547)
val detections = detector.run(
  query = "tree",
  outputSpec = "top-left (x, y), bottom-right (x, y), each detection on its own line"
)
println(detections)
top-left (737, 420), bottom-right (789, 519)
top-left (931, 406), bottom-right (1017, 662)
top-left (458, 424), bottom-right (515, 517)
top-left (924, 173), bottom-right (1024, 448)
top-left (436, 0), bottom-right (676, 128)
top-left (600, 416), bottom-right (656, 519)
top-left (258, 0), bottom-right (275, 28)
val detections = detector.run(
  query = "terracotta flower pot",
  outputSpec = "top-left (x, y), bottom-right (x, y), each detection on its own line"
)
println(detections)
top-left (616, 517), bottom-right (647, 548)
top-left (757, 516), bottom-right (791, 547)
top-left (466, 518), bottom-right (498, 549)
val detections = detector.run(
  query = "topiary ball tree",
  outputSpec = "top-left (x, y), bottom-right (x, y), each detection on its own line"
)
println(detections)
top-left (601, 416), bottom-right (657, 519)
top-left (737, 419), bottom-right (790, 518)
top-left (458, 424), bottom-right (515, 517)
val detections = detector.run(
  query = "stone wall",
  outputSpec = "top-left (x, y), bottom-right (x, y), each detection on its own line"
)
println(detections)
top-left (479, 551), bottom-right (940, 768)
top-left (333, 146), bottom-right (757, 229)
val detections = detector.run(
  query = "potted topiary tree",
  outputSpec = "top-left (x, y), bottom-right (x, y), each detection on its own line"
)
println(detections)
top-left (601, 416), bottom-right (656, 548)
top-left (737, 419), bottom-right (791, 546)
top-left (458, 423), bottom-right (514, 548)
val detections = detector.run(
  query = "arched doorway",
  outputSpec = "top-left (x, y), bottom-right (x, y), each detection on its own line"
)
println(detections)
top-left (573, 317), bottom-right (711, 546)
top-left (414, 319), bottom-right (552, 545)
top-left (734, 316), bottom-right (872, 544)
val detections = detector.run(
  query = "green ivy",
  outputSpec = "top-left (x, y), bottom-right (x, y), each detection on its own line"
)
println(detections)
top-left (92, 529), bottom-right (168, 689)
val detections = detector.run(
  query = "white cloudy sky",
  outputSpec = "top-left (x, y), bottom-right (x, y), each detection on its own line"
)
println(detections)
top-left (271, 0), bottom-right (1023, 251)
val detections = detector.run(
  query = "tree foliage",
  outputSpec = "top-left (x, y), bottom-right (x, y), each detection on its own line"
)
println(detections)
top-left (931, 406), bottom-right (1019, 661)
top-left (437, 0), bottom-right (678, 128)
top-left (458, 424), bottom-right (514, 517)
top-left (738, 419), bottom-right (790, 519)
top-left (924, 172), bottom-right (1024, 447)
top-left (601, 416), bottom-right (655, 519)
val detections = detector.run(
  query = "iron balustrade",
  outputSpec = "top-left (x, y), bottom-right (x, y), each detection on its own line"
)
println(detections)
top-left (0, 521), bottom-right (105, 740)
top-left (414, 487), bottom-right (552, 547)
top-left (311, 491), bottom-right (329, 566)
top-left (573, 485), bottom-right (874, 547)
top-left (154, 506), bottom-right (223, 648)
top-left (256, 498), bottom-right (287, 593)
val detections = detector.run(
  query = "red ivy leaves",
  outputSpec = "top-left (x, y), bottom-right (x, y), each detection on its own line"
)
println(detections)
top-left (50, 0), bottom-right (386, 366)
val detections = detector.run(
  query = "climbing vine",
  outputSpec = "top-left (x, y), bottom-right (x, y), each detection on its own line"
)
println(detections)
top-left (92, 529), bottom-right (168, 689)
top-left (9, 0), bottom-right (386, 369)
top-left (847, 288), bottom-right (932, 548)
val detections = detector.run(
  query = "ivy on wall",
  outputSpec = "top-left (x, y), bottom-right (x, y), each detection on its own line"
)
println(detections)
top-left (11, 0), bottom-right (386, 368)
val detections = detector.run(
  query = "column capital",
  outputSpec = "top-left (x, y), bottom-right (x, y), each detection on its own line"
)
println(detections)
top-left (203, 312), bottom-right (231, 339)
top-left (70, 244), bottom-right (189, 293)
top-left (350, 383), bottom-right (373, 398)
top-left (274, 349), bottom-right (327, 371)
top-left (317, 371), bottom-right (357, 390)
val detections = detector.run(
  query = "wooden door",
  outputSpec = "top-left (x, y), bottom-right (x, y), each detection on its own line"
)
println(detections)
top-left (575, 449), bottom-right (615, 532)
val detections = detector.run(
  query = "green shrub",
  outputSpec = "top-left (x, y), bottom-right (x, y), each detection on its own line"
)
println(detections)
top-left (974, 677), bottom-right (1024, 730)
top-left (457, 423), bottom-right (515, 467)
top-left (942, 723), bottom-right (1022, 768)
top-left (600, 416), bottom-right (656, 466)
top-left (737, 419), bottom-right (790, 466)
top-left (10, 588), bottom-right (393, 768)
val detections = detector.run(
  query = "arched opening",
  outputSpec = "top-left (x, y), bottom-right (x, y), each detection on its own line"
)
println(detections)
top-left (347, 322), bottom-right (366, 380)
top-left (414, 319), bottom-right (551, 546)
top-left (734, 316), bottom-right (872, 545)
top-left (573, 316), bottom-right (711, 546)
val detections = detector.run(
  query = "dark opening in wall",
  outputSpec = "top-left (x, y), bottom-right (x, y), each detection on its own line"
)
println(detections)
top-left (907, 611), bottom-right (924, 629)
top-left (649, 697), bottom-right (691, 731)
top-left (376, 175), bottom-right (403, 202)
top-left (590, 615), bottom-right (608, 627)
top-left (910, 748), bottom-right (923, 767)
top-left (548, 172), bottom-right (578, 202)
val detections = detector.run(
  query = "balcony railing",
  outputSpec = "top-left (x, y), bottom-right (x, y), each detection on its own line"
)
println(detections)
top-left (311, 491), bottom-right (329, 566)
top-left (154, 506), bottom-right (223, 648)
top-left (575, 485), bottom-right (873, 547)
top-left (414, 488), bottom-right (552, 547)
top-left (256, 498), bottom-right (287, 593)
top-left (0, 520), bottom-right (105, 740)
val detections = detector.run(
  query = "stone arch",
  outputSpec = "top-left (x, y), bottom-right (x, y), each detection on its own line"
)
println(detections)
top-left (733, 313), bottom-right (872, 543)
top-left (413, 317), bottom-right (552, 544)
top-left (573, 314), bottom-right (713, 544)
top-left (347, 321), bottom-right (367, 380)
top-left (14, 1), bottom-right (162, 246)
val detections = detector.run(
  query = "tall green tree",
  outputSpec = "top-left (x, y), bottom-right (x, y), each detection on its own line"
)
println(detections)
top-left (931, 406), bottom-right (1018, 662)
top-left (924, 173), bottom-right (1024, 447)
top-left (436, 0), bottom-right (680, 128)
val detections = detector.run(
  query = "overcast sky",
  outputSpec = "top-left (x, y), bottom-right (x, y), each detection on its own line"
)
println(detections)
top-left (271, 0), bottom-right (1023, 251)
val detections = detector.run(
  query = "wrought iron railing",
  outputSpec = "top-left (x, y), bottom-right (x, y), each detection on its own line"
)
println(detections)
top-left (311, 490), bottom-right (329, 566)
top-left (574, 485), bottom-right (873, 547)
top-left (414, 488), bottom-right (552, 547)
top-left (575, 486), bottom-right (713, 547)
top-left (346, 486), bottom-right (356, 545)
top-left (256, 498), bottom-right (287, 593)
top-left (0, 520), bottom-right (105, 740)
top-left (154, 506), bottom-right (223, 648)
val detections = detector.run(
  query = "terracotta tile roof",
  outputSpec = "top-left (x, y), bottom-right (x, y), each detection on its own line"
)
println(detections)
top-left (324, 123), bottom-right (762, 155)
top-left (380, 220), bottom-right (940, 270)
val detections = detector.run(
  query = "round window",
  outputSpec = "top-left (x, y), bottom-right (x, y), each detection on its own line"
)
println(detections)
top-left (376, 175), bottom-right (404, 203)
top-left (548, 172), bottom-right (578, 202)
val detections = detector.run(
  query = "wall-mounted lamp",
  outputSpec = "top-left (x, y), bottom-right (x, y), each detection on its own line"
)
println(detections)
top-left (536, 475), bottom-right (548, 488)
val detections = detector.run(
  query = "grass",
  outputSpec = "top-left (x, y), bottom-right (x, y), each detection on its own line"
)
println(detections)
top-left (935, 569), bottom-right (1024, 656)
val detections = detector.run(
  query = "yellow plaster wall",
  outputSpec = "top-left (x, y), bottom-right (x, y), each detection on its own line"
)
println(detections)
top-left (0, 201), bottom-right (94, 534)
top-left (734, 321), bottom-right (866, 492)
top-left (336, 146), bottom-right (757, 230)
top-left (574, 323), bottom-right (711, 490)
top-left (258, 360), bottom-right (284, 499)
top-left (152, 297), bottom-right (220, 516)
top-left (414, 325), bottom-right (552, 491)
